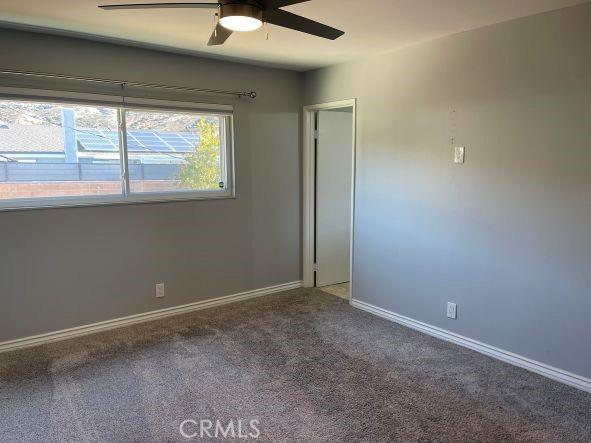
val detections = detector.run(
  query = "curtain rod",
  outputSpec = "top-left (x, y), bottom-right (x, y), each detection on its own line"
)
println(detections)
top-left (0, 68), bottom-right (257, 99)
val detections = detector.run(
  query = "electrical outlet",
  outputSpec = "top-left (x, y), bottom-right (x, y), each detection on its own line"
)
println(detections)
top-left (156, 283), bottom-right (165, 298)
top-left (447, 302), bottom-right (457, 319)
top-left (454, 146), bottom-right (465, 164)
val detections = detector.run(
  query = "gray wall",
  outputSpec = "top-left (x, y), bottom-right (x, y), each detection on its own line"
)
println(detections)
top-left (304, 3), bottom-right (591, 378)
top-left (0, 28), bottom-right (302, 342)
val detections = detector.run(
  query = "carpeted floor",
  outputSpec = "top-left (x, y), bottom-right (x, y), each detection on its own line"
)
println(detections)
top-left (1, 288), bottom-right (590, 442)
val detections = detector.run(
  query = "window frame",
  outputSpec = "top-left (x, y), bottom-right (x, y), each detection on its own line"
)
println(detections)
top-left (0, 89), bottom-right (235, 211)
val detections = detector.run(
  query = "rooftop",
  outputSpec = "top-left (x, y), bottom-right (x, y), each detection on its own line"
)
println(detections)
top-left (0, 125), bottom-right (64, 153)
top-left (0, 125), bottom-right (200, 154)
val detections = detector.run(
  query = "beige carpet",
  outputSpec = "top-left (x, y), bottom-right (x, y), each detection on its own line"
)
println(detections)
top-left (1, 288), bottom-right (591, 442)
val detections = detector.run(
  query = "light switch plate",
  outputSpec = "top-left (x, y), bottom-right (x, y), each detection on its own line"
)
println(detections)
top-left (454, 146), bottom-right (465, 164)
top-left (447, 302), bottom-right (457, 319)
top-left (156, 283), bottom-right (165, 298)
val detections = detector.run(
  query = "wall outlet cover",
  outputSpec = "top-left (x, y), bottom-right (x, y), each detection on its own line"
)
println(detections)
top-left (156, 283), bottom-right (165, 298)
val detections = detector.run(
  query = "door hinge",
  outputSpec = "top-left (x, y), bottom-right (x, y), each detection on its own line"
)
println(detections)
top-left (313, 263), bottom-right (319, 271)
top-left (314, 129), bottom-right (319, 139)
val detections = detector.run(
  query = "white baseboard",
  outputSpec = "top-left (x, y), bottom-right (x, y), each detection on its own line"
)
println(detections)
top-left (0, 281), bottom-right (303, 354)
top-left (351, 298), bottom-right (591, 393)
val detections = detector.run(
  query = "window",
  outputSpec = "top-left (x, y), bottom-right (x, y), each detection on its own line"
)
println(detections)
top-left (125, 109), bottom-right (227, 194)
top-left (0, 96), bottom-right (234, 209)
top-left (0, 102), bottom-right (122, 200)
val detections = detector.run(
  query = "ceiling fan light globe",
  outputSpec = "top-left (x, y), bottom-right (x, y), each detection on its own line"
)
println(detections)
top-left (218, 3), bottom-right (263, 32)
top-left (219, 15), bottom-right (263, 32)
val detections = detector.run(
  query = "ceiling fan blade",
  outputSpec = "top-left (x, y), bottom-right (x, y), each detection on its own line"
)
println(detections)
top-left (260, 0), bottom-right (310, 8)
top-left (263, 9), bottom-right (344, 40)
top-left (99, 2), bottom-right (218, 10)
top-left (208, 22), bottom-right (233, 46)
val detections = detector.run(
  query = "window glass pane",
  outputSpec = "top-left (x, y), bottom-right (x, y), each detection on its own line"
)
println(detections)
top-left (125, 110), bottom-right (225, 194)
top-left (0, 100), bottom-right (122, 201)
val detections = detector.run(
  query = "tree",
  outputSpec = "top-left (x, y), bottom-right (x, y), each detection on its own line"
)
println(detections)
top-left (179, 118), bottom-right (221, 190)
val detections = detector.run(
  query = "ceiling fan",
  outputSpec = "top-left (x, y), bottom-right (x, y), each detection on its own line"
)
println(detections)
top-left (98, 1), bottom-right (345, 46)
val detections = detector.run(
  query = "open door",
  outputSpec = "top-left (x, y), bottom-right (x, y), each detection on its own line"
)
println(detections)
top-left (315, 108), bottom-right (353, 287)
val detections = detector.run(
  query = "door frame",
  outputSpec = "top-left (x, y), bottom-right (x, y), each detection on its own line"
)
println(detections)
top-left (302, 99), bottom-right (357, 301)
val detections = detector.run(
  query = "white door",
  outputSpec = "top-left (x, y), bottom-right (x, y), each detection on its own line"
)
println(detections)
top-left (316, 109), bottom-right (353, 287)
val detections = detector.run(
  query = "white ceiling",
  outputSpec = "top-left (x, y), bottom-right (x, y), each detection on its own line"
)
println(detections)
top-left (0, 0), bottom-right (587, 71)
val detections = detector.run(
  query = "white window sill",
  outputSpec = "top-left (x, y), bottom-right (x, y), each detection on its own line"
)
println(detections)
top-left (0, 190), bottom-right (236, 212)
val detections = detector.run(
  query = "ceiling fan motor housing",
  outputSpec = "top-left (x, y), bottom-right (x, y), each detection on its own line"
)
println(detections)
top-left (219, 1), bottom-right (263, 23)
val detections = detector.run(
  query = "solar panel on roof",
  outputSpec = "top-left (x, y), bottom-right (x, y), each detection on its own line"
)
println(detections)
top-left (75, 129), bottom-right (202, 153)
top-left (126, 133), bottom-right (149, 151)
top-left (167, 142), bottom-right (191, 148)
top-left (157, 134), bottom-right (182, 140)
top-left (76, 130), bottom-right (119, 151)
top-left (133, 134), bottom-right (159, 140)
top-left (169, 145), bottom-right (194, 153)
top-left (104, 131), bottom-right (119, 143)
top-left (181, 133), bottom-right (199, 141)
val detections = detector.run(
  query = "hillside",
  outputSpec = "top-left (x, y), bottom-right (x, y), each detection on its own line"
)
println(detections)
top-left (0, 102), bottom-right (212, 132)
